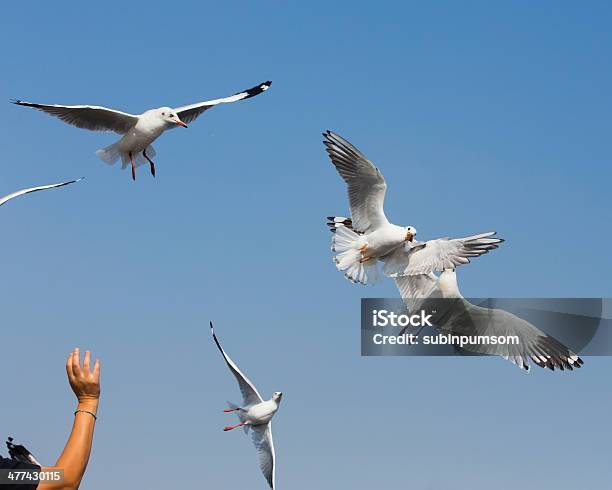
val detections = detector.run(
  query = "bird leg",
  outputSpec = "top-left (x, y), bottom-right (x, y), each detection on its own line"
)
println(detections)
top-left (223, 407), bottom-right (242, 413)
top-left (143, 149), bottom-right (155, 177)
top-left (223, 423), bottom-right (245, 431)
top-left (129, 151), bottom-right (136, 181)
top-left (358, 244), bottom-right (371, 263)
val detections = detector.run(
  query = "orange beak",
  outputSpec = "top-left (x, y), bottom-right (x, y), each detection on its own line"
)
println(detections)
top-left (175, 120), bottom-right (188, 128)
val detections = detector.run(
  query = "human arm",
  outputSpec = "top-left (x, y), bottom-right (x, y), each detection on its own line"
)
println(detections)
top-left (37, 348), bottom-right (100, 490)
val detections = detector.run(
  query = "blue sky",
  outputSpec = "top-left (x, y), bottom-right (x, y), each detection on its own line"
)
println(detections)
top-left (1, 1), bottom-right (611, 488)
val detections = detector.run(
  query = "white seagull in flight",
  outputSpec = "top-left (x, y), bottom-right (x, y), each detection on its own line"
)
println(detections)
top-left (13, 81), bottom-right (272, 181)
top-left (324, 130), bottom-right (503, 285)
top-left (1, 179), bottom-right (81, 208)
top-left (395, 270), bottom-right (584, 371)
top-left (210, 322), bottom-right (282, 490)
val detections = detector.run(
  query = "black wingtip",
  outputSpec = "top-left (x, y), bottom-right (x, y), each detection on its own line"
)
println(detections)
top-left (322, 130), bottom-right (354, 152)
top-left (243, 81), bottom-right (272, 99)
top-left (322, 130), bottom-right (340, 149)
top-left (210, 322), bottom-right (227, 358)
top-left (256, 81), bottom-right (272, 92)
top-left (57, 178), bottom-right (84, 188)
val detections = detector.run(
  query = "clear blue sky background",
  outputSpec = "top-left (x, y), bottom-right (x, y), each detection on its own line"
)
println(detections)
top-left (1, 1), bottom-right (611, 489)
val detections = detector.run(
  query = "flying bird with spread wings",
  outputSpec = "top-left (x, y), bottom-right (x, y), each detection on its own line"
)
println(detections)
top-left (394, 270), bottom-right (584, 371)
top-left (210, 322), bottom-right (282, 490)
top-left (323, 130), bottom-right (503, 285)
top-left (13, 81), bottom-right (271, 180)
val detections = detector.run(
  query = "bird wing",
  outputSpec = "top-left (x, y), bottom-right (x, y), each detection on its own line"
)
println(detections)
top-left (250, 423), bottom-right (275, 490)
top-left (6, 438), bottom-right (41, 466)
top-left (383, 232), bottom-right (503, 276)
top-left (394, 271), bottom-right (584, 371)
top-left (323, 130), bottom-right (389, 233)
top-left (174, 81), bottom-right (272, 125)
top-left (394, 273), bottom-right (441, 312)
top-left (439, 299), bottom-right (584, 371)
top-left (210, 322), bottom-right (263, 406)
top-left (0, 179), bottom-right (82, 207)
top-left (12, 100), bottom-right (138, 134)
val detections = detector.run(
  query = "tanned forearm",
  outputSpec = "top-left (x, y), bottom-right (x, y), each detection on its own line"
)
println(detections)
top-left (38, 349), bottom-right (101, 490)
top-left (40, 400), bottom-right (98, 489)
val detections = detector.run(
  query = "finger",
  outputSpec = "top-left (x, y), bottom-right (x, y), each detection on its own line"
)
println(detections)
top-left (72, 348), bottom-right (81, 377)
top-left (66, 352), bottom-right (75, 381)
top-left (83, 350), bottom-right (91, 377)
top-left (93, 358), bottom-right (101, 382)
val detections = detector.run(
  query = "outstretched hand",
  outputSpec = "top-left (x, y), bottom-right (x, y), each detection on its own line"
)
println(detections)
top-left (66, 348), bottom-right (101, 404)
top-left (37, 350), bottom-right (102, 490)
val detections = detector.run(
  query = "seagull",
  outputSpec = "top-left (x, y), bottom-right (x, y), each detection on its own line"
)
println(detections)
top-left (13, 81), bottom-right (272, 181)
top-left (394, 270), bottom-right (584, 371)
top-left (1, 179), bottom-right (82, 208)
top-left (6, 437), bottom-right (41, 466)
top-left (210, 322), bottom-right (281, 490)
top-left (323, 130), bottom-right (503, 285)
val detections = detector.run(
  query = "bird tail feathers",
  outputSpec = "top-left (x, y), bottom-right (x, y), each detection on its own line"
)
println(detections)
top-left (331, 225), bottom-right (380, 285)
top-left (96, 142), bottom-right (122, 165)
top-left (96, 144), bottom-right (156, 170)
top-left (327, 216), bottom-right (363, 234)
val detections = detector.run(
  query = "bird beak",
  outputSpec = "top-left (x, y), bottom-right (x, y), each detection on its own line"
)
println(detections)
top-left (175, 120), bottom-right (188, 128)
top-left (405, 231), bottom-right (414, 242)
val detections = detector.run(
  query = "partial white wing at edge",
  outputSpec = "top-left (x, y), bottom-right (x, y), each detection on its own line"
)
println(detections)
top-left (0, 179), bottom-right (83, 207)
